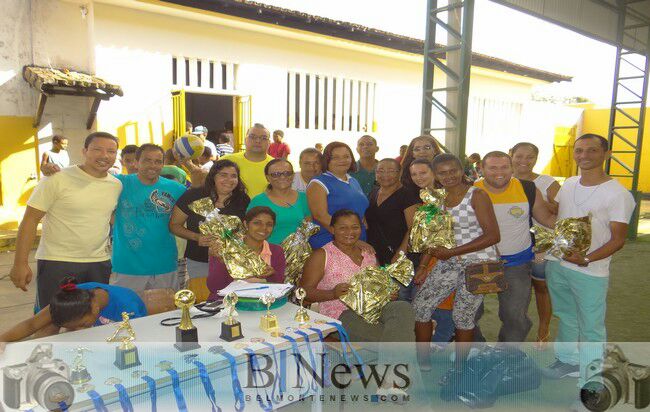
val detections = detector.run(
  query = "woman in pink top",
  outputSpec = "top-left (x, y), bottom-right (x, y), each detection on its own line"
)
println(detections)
top-left (301, 209), bottom-right (414, 342)
top-left (207, 206), bottom-right (286, 300)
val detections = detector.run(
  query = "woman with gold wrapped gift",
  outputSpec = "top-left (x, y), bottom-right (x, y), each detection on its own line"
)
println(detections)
top-left (411, 154), bottom-right (500, 378)
top-left (170, 160), bottom-right (250, 302)
top-left (206, 206), bottom-right (286, 300)
top-left (300, 209), bottom-right (415, 342)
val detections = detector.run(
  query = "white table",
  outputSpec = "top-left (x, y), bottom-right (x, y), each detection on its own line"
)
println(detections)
top-left (1, 302), bottom-right (342, 411)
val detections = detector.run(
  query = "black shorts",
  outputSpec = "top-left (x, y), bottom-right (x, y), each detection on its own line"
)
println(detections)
top-left (35, 259), bottom-right (112, 311)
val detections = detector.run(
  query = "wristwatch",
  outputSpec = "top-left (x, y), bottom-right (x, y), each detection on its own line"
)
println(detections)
top-left (579, 257), bottom-right (590, 267)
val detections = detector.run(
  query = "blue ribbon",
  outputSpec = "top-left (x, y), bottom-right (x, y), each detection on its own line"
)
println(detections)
top-left (244, 349), bottom-right (273, 411)
top-left (166, 369), bottom-right (188, 412)
top-left (308, 327), bottom-right (331, 387)
top-left (294, 330), bottom-right (320, 391)
top-left (220, 351), bottom-right (245, 412)
top-left (141, 376), bottom-right (157, 412)
top-left (281, 334), bottom-right (310, 397)
top-left (87, 390), bottom-right (108, 412)
top-left (261, 341), bottom-right (284, 403)
top-left (193, 360), bottom-right (222, 412)
top-left (114, 384), bottom-right (134, 412)
top-left (326, 322), bottom-right (365, 379)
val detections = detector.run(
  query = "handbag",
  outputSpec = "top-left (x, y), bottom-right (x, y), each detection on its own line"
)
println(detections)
top-left (464, 260), bottom-right (507, 294)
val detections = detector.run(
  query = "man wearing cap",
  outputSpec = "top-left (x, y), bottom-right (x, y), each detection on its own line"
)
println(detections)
top-left (192, 125), bottom-right (217, 161)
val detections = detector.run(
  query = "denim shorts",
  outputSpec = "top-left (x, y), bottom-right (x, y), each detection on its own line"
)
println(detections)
top-left (531, 259), bottom-right (547, 281)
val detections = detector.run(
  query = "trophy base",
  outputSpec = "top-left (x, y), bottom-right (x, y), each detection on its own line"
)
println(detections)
top-left (174, 327), bottom-right (201, 352)
top-left (220, 321), bottom-right (243, 341)
top-left (294, 309), bottom-right (310, 324)
top-left (260, 314), bottom-right (279, 332)
top-left (114, 346), bottom-right (141, 370)
top-left (71, 368), bottom-right (92, 385)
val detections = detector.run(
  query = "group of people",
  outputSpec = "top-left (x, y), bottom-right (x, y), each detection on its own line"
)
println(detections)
top-left (3, 125), bottom-right (637, 410)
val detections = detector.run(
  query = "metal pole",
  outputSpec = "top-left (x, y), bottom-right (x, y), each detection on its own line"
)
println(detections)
top-left (421, 0), bottom-right (436, 135)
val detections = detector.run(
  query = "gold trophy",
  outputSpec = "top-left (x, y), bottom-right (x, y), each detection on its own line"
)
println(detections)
top-left (69, 347), bottom-right (92, 384)
top-left (293, 287), bottom-right (310, 325)
top-left (219, 292), bottom-right (243, 341)
top-left (259, 292), bottom-right (279, 332)
top-left (107, 312), bottom-right (141, 370)
top-left (174, 289), bottom-right (201, 352)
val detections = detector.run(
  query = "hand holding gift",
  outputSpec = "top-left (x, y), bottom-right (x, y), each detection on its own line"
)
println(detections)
top-left (408, 188), bottom-right (455, 253)
top-left (339, 252), bottom-right (414, 324)
top-left (281, 219), bottom-right (320, 285)
top-left (190, 198), bottom-right (272, 279)
top-left (531, 215), bottom-right (591, 259)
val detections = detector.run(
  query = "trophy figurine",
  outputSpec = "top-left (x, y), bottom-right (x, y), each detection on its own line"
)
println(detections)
top-left (69, 347), bottom-right (92, 385)
top-left (219, 292), bottom-right (243, 341)
top-left (107, 312), bottom-right (141, 370)
top-left (174, 289), bottom-right (201, 352)
top-left (293, 287), bottom-right (310, 325)
top-left (259, 292), bottom-right (279, 332)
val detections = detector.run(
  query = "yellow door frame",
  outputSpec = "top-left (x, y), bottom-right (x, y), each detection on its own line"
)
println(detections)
top-left (171, 89), bottom-right (250, 151)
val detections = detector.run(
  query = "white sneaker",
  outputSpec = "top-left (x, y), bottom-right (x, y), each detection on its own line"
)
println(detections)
top-left (448, 347), bottom-right (481, 362)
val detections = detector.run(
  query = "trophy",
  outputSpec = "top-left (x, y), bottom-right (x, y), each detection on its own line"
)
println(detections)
top-left (69, 347), bottom-right (92, 385)
top-left (106, 312), bottom-right (141, 370)
top-left (174, 289), bottom-right (201, 352)
top-left (259, 292), bottom-right (279, 332)
top-left (293, 287), bottom-right (310, 325)
top-left (219, 292), bottom-right (243, 341)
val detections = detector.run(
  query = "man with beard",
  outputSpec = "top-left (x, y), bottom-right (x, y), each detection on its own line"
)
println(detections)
top-left (110, 144), bottom-right (186, 292)
top-left (10, 132), bottom-right (123, 311)
top-left (474, 151), bottom-right (556, 342)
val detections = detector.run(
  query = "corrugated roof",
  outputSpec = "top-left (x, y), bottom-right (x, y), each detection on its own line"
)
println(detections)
top-left (164, 0), bottom-right (572, 82)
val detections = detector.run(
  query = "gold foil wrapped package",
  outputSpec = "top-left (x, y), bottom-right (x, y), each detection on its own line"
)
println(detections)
top-left (220, 238), bottom-right (273, 280)
top-left (190, 199), bottom-right (269, 279)
top-left (531, 215), bottom-right (591, 259)
top-left (189, 198), bottom-right (245, 247)
top-left (281, 219), bottom-right (320, 285)
top-left (408, 188), bottom-right (455, 253)
top-left (339, 253), bottom-right (414, 324)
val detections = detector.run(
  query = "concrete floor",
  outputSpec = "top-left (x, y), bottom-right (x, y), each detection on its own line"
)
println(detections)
top-left (0, 250), bottom-right (36, 335)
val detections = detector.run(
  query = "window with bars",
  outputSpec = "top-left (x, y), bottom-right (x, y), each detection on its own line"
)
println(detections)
top-left (286, 71), bottom-right (376, 131)
top-left (172, 57), bottom-right (237, 91)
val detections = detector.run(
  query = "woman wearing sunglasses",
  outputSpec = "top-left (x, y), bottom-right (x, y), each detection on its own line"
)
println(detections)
top-left (247, 158), bottom-right (311, 244)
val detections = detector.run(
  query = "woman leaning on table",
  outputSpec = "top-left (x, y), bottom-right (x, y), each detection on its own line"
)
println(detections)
top-left (170, 159), bottom-right (250, 302)
top-left (300, 209), bottom-right (414, 342)
top-left (206, 206), bottom-right (286, 300)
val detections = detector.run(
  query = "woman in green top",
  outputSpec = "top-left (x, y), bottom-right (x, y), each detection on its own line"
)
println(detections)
top-left (247, 158), bottom-right (311, 244)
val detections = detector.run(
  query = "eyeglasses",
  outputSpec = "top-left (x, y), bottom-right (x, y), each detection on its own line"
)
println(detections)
top-left (376, 169), bottom-right (399, 174)
top-left (248, 135), bottom-right (269, 142)
top-left (268, 171), bottom-right (294, 178)
top-left (413, 145), bottom-right (433, 152)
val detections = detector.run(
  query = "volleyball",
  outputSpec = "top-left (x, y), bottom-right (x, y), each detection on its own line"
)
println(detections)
top-left (173, 134), bottom-right (204, 160)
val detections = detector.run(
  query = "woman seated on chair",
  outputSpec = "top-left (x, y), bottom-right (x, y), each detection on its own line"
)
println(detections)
top-left (300, 209), bottom-right (414, 342)
top-left (0, 277), bottom-right (148, 342)
top-left (206, 206), bottom-right (286, 300)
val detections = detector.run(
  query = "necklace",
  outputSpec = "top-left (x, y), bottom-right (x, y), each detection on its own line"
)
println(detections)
top-left (573, 180), bottom-right (602, 207)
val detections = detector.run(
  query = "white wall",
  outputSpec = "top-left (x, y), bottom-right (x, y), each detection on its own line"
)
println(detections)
top-left (0, 0), bottom-right (565, 169)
